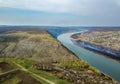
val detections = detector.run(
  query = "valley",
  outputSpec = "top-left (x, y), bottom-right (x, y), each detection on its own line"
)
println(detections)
top-left (0, 27), bottom-right (118, 84)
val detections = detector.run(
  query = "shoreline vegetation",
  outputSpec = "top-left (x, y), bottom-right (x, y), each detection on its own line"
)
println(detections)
top-left (71, 30), bottom-right (120, 61)
top-left (0, 28), bottom-right (119, 84)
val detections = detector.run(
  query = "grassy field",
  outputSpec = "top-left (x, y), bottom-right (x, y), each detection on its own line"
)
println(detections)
top-left (56, 59), bottom-right (99, 72)
top-left (0, 58), bottom-right (72, 84)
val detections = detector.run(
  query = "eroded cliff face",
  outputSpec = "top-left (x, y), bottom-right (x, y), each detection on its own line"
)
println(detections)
top-left (76, 31), bottom-right (120, 52)
top-left (71, 31), bottom-right (120, 61)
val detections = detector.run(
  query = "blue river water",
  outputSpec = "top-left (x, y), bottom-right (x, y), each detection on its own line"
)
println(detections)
top-left (57, 31), bottom-right (120, 83)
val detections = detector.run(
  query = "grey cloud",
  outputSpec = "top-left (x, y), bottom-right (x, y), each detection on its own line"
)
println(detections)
top-left (0, 0), bottom-right (120, 15)
top-left (0, 0), bottom-right (120, 26)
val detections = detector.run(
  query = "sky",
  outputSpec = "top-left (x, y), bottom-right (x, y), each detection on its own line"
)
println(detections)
top-left (0, 0), bottom-right (120, 26)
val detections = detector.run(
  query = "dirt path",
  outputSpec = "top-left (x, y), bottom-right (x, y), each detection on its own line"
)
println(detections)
top-left (13, 62), bottom-right (55, 84)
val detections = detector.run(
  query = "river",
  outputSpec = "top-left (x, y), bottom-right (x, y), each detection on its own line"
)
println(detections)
top-left (57, 31), bottom-right (120, 83)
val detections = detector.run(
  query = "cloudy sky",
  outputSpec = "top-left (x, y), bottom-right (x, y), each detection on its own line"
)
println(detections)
top-left (0, 0), bottom-right (120, 26)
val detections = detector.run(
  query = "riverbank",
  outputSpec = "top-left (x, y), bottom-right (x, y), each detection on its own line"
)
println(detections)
top-left (71, 30), bottom-right (120, 61)
top-left (57, 31), bottom-right (120, 83)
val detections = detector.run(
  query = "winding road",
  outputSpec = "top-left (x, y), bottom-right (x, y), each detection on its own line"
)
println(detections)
top-left (57, 31), bottom-right (120, 83)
